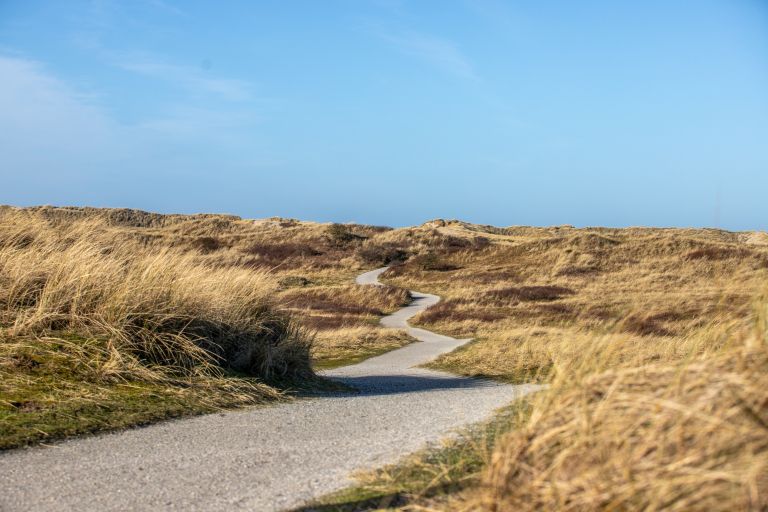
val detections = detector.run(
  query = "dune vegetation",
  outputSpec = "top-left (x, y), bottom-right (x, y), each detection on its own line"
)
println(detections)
top-left (383, 222), bottom-right (767, 381)
top-left (3, 206), bottom-right (767, 510)
top-left (475, 309), bottom-right (768, 511)
top-left (0, 208), bottom-right (318, 447)
top-left (313, 306), bottom-right (767, 512)
top-left (0, 206), bottom-right (430, 448)
top-left (347, 221), bottom-right (768, 510)
top-left (299, 220), bottom-right (768, 511)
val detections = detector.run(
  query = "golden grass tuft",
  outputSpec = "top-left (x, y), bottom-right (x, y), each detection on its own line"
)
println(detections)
top-left (0, 208), bottom-right (316, 447)
top-left (472, 303), bottom-right (768, 511)
top-left (372, 221), bottom-right (768, 511)
top-left (0, 210), bottom-right (313, 379)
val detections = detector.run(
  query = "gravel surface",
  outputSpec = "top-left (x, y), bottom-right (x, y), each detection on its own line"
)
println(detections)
top-left (0, 268), bottom-right (533, 512)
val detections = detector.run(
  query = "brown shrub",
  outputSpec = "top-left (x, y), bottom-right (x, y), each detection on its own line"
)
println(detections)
top-left (287, 293), bottom-right (381, 316)
top-left (415, 253), bottom-right (461, 272)
top-left (556, 265), bottom-right (599, 276)
top-left (357, 241), bottom-right (409, 265)
top-left (283, 285), bottom-right (409, 318)
top-left (620, 312), bottom-right (673, 336)
top-left (484, 286), bottom-right (574, 303)
top-left (243, 241), bottom-right (321, 258)
top-left (325, 223), bottom-right (367, 246)
top-left (417, 300), bottom-right (506, 324)
top-left (685, 246), bottom-right (750, 261)
top-left (278, 275), bottom-right (311, 288)
top-left (191, 236), bottom-right (224, 253)
top-left (536, 302), bottom-right (576, 319)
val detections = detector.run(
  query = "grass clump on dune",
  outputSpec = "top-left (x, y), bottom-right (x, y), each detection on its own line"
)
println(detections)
top-left (311, 221), bottom-right (768, 511)
top-left (0, 210), bottom-right (314, 448)
top-left (305, 302), bottom-right (768, 512)
top-left (311, 327), bottom-right (413, 370)
top-left (472, 301), bottom-right (768, 512)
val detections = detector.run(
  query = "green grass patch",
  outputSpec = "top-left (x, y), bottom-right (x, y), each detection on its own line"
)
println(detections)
top-left (0, 333), bottom-right (331, 450)
top-left (312, 329), bottom-right (415, 371)
top-left (312, 345), bottom-right (407, 371)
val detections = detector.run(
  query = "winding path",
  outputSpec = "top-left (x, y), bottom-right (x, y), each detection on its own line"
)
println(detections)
top-left (0, 268), bottom-right (533, 512)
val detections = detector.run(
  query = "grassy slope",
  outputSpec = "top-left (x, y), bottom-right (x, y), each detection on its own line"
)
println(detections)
top-left (0, 206), bottom-right (425, 448)
top-left (357, 221), bottom-right (768, 510)
top-left (4, 207), bottom-right (767, 510)
top-left (311, 305), bottom-right (766, 512)
top-left (0, 208), bottom-right (317, 448)
top-left (0, 333), bottom-right (285, 449)
top-left (477, 316), bottom-right (768, 511)
top-left (383, 222), bottom-right (768, 382)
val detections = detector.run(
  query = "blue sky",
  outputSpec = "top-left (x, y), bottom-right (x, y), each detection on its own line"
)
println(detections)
top-left (1, 1), bottom-right (766, 229)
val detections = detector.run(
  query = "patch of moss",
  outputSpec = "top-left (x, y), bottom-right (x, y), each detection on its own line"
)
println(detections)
top-left (0, 334), bottom-right (290, 449)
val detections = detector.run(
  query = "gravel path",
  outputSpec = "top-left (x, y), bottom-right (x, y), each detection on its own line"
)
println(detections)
top-left (0, 268), bottom-right (533, 512)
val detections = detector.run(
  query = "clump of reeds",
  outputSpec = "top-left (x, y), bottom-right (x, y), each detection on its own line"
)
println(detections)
top-left (0, 209), bottom-right (313, 382)
top-left (472, 301), bottom-right (768, 511)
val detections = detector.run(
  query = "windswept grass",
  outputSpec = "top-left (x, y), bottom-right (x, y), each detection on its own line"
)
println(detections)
top-left (0, 209), bottom-right (314, 448)
top-left (6, 208), bottom-right (766, 510)
top-left (0, 207), bottom-right (455, 448)
top-left (383, 222), bottom-right (767, 383)
top-left (303, 300), bottom-right (768, 512)
top-left (472, 300), bottom-right (768, 512)
top-left (314, 220), bottom-right (768, 511)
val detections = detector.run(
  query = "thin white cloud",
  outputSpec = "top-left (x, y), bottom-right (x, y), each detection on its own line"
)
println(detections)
top-left (382, 31), bottom-right (479, 81)
top-left (113, 54), bottom-right (252, 101)
top-left (131, 105), bottom-right (260, 149)
top-left (0, 55), bottom-right (119, 160)
top-left (0, 53), bottom-right (264, 184)
top-left (145, 0), bottom-right (185, 16)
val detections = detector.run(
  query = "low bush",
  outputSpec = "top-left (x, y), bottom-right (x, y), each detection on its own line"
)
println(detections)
top-left (685, 246), bottom-right (749, 261)
top-left (0, 211), bottom-right (314, 381)
top-left (357, 241), bottom-right (409, 266)
top-left (190, 236), bottom-right (224, 253)
top-left (326, 223), bottom-right (361, 246)
top-left (483, 286), bottom-right (574, 303)
top-left (417, 300), bottom-right (506, 325)
top-left (415, 253), bottom-right (461, 272)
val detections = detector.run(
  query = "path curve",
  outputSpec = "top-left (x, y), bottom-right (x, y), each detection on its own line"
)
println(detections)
top-left (0, 268), bottom-right (534, 512)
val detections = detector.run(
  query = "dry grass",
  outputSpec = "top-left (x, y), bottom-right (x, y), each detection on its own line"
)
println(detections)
top-left (355, 221), bottom-right (768, 511)
top-left (0, 210), bottom-right (313, 378)
top-left (382, 222), bottom-right (768, 383)
top-left (0, 206), bottom-right (448, 448)
top-left (0, 208), bottom-right (316, 447)
top-left (470, 302), bottom-right (768, 511)
top-left (311, 305), bottom-right (768, 512)
top-left (312, 327), bottom-right (413, 369)
top-left (2, 207), bottom-right (423, 375)
top-left (7, 208), bottom-right (767, 510)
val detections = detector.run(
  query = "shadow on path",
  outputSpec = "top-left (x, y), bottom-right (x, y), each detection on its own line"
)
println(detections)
top-left (327, 373), bottom-right (501, 396)
top-left (290, 491), bottom-right (406, 512)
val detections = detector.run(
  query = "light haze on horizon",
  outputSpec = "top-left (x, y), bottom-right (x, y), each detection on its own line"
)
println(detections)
top-left (1, 1), bottom-right (767, 230)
